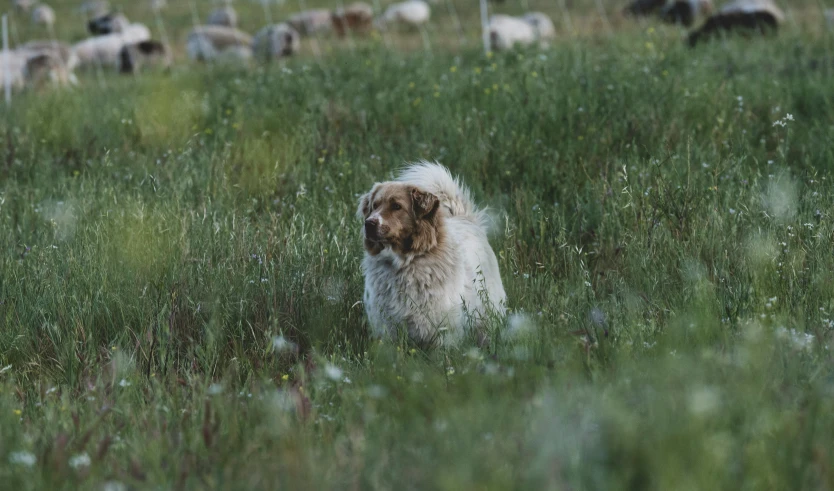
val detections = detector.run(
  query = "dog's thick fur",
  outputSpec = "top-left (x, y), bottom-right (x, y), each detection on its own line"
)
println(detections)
top-left (358, 162), bottom-right (506, 346)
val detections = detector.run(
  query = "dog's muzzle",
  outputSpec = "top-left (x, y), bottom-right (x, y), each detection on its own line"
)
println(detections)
top-left (364, 218), bottom-right (380, 240)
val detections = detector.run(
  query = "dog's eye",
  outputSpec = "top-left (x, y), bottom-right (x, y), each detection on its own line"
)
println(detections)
top-left (390, 202), bottom-right (402, 211)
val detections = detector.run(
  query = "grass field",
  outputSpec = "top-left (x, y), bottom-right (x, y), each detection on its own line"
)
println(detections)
top-left (2, 0), bottom-right (834, 488)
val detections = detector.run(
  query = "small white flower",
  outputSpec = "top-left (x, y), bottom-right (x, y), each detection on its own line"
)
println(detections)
top-left (8, 451), bottom-right (36, 467)
top-left (367, 385), bottom-right (386, 399)
top-left (69, 453), bottom-right (91, 470)
top-left (689, 387), bottom-right (720, 415)
top-left (272, 335), bottom-right (297, 353)
top-left (324, 363), bottom-right (343, 381)
top-left (775, 327), bottom-right (815, 350)
top-left (207, 383), bottom-right (223, 395)
top-left (101, 481), bottom-right (127, 491)
top-left (118, 379), bottom-right (131, 387)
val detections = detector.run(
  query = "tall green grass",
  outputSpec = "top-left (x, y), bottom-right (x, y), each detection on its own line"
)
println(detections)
top-left (2, 4), bottom-right (834, 488)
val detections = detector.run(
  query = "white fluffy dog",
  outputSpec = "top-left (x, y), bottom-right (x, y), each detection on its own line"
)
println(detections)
top-left (358, 162), bottom-right (506, 346)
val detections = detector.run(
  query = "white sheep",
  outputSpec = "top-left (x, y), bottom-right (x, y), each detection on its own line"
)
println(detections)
top-left (659, 0), bottom-right (713, 26)
top-left (331, 2), bottom-right (374, 37)
top-left (19, 40), bottom-right (78, 70)
top-left (13, 0), bottom-right (36, 13)
top-left (78, 0), bottom-right (110, 18)
top-left (88, 12), bottom-right (130, 35)
top-left (119, 40), bottom-right (170, 74)
top-left (31, 4), bottom-right (56, 27)
top-left (253, 24), bottom-right (301, 61)
top-left (488, 13), bottom-right (555, 51)
top-left (688, 0), bottom-right (785, 46)
top-left (0, 49), bottom-right (76, 90)
top-left (187, 25), bottom-right (253, 63)
top-left (287, 9), bottom-right (333, 35)
top-left (72, 23), bottom-right (152, 70)
top-left (207, 6), bottom-right (238, 28)
top-left (521, 12), bottom-right (556, 42)
top-left (378, 0), bottom-right (431, 29)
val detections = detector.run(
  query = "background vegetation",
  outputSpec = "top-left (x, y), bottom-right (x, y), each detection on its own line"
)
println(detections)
top-left (2, 0), bottom-right (834, 488)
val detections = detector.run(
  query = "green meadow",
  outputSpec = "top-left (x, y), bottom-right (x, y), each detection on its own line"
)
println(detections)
top-left (2, 0), bottom-right (834, 488)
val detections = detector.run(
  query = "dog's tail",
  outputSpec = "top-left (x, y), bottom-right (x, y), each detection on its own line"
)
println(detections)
top-left (397, 160), bottom-right (492, 229)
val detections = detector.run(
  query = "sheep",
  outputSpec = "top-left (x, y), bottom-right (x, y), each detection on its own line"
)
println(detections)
top-left (521, 12), bottom-right (556, 42)
top-left (207, 6), bottom-right (238, 28)
top-left (624, 0), bottom-right (666, 17)
top-left (488, 13), bottom-right (555, 51)
top-left (331, 2), bottom-right (374, 37)
top-left (72, 23), bottom-right (152, 69)
top-left (88, 13), bottom-right (130, 35)
top-left (119, 40), bottom-right (170, 74)
top-left (660, 0), bottom-right (713, 27)
top-left (31, 4), bottom-right (56, 27)
top-left (78, 0), bottom-right (110, 18)
top-left (253, 24), bottom-right (301, 61)
top-left (688, 0), bottom-right (784, 47)
top-left (488, 15), bottom-right (535, 51)
top-left (0, 49), bottom-right (76, 91)
top-left (19, 40), bottom-right (78, 70)
top-left (378, 0), bottom-right (431, 29)
top-left (287, 9), bottom-right (333, 35)
top-left (186, 25), bottom-right (253, 63)
top-left (13, 0), bottom-right (36, 13)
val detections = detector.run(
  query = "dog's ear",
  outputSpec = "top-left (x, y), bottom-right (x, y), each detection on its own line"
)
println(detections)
top-left (411, 187), bottom-right (439, 220)
top-left (357, 184), bottom-right (377, 219)
top-left (407, 187), bottom-right (441, 254)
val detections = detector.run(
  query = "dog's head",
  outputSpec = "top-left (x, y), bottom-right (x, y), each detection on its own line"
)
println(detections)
top-left (357, 182), bottom-right (441, 256)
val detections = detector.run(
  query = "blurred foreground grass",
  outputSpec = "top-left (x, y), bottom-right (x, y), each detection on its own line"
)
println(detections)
top-left (2, 7), bottom-right (834, 488)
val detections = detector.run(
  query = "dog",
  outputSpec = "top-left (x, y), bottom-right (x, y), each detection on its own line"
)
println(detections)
top-left (358, 161), bottom-right (506, 346)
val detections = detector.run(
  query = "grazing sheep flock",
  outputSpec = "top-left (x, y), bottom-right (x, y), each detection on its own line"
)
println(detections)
top-left (0, 0), bottom-right (794, 93)
top-left (378, 0), bottom-right (431, 30)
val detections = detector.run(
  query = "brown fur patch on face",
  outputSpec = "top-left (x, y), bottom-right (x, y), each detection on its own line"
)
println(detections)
top-left (357, 182), bottom-right (442, 256)
top-left (407, 188), bottom-right (441, 254)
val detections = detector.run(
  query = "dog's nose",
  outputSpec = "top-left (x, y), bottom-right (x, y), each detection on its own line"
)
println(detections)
top-left (364, 218), bottom-right (379, 237)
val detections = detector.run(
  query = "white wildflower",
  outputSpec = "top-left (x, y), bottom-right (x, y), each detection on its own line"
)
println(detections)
top-left (689, 386), bottom-right (720, 415)
top-left (775, 327), bottom-right (814, 351)
top-left (506, 313), bottom-right (534, 339)
top-left (772, 113), bottom-right (795, 127)
top-left (101, 481), bottom-right (128, 491)
top-left (68, 453), bottom-right (91, 470)
top-left (324, 363), bottom-right (343, 381)
top-left (118, 379), bottom-right (131, 387)
top-left (8, 451), bottom-right (36, 467)
top-left (272, 335), bottom-right (297, 353)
